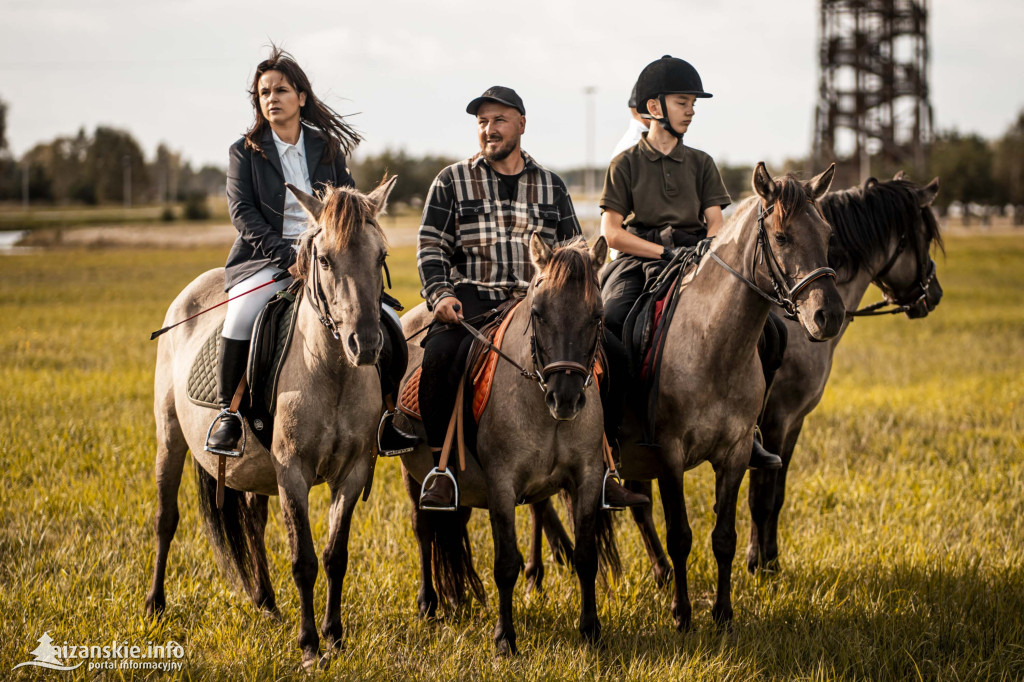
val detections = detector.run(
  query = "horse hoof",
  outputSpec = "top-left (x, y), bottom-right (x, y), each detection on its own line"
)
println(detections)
top-left (712, 604), bottom-right (734, 629)
top-left (494, 637), bottom-right (518, 657)
top-left (579, 620), bottom-right (602, 646)
top-left (672, 601), bottom-right (692, 633)
top-left (144, 594), bottom-right (165, 618)
top-left (653, 563), bottom-right (674, 589)
top-left (262, 607), bottom-right (283, 623)
top-left (417, 592), bottom-right (438, 620)
top-left (524, 563), bottom-right (544, 593)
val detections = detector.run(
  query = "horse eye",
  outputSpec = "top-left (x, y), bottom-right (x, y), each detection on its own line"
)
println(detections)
top-left (317, 255), bottom-right (330, 269)
top-left (532, 310), bottom-right (545, 324)
top-left (774, 233), bottom-right (789, 245)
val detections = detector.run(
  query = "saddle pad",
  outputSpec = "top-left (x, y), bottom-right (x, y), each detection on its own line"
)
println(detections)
top-left (185, 322), bottom-right (224, 408)
top-left (397, 301), bottom-right (521, 424)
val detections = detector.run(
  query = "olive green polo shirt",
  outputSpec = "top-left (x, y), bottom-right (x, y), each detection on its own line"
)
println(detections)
top-left (600, 133), bottom-right (731, 239)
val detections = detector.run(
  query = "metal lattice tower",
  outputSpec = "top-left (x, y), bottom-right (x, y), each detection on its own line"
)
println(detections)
top-left (812, 0), bottom-right (933, 184)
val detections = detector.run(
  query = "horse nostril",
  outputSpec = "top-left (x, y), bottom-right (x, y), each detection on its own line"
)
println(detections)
top-left (347, 333), bottom-right (359, 356)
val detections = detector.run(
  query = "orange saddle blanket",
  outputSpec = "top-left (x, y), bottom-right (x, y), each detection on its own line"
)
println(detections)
top-left (398, 303), bottom-right (519, 423)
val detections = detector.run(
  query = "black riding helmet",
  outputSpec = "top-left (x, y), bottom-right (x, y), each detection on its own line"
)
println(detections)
top-left (635, 55), bottom-right (712, 138)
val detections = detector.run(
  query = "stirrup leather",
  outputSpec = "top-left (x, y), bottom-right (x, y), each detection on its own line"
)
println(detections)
top-left (419, 467), bottom-right (459, 512)
top-left (377, 409), bottom-right (416, 457)
top-left (204, 409), bottom-right (246, 458)
top-left (601, 468), bottom-right (626, 511)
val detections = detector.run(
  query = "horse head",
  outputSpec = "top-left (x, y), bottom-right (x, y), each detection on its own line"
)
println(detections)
top-left (875, 174), bottom-right (944, 318)
top-left (288, 177), bottom-right (397, 366)
top-left (528, 234), bottom-right (608, 421)
top-left (751, 162), bottom-right (846, 341)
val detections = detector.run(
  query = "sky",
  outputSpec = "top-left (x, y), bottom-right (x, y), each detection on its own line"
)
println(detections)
top-left (2, 0), bottom-right (1021, 173)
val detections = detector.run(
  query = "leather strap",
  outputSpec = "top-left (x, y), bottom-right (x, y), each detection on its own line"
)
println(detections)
top-left (438, 380), bottom-right (465, 473)
top-left (216, 374), bottom-right (248, 510)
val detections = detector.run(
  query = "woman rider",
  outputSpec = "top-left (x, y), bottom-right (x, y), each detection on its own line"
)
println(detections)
top-left (206, 47), bottom-right (360, 453)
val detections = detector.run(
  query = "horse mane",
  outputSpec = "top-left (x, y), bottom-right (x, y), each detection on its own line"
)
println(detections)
top-left (541, 240), bottom-right (601, 311)
top-left (294, 185), bottom-right (387, 280)
top-left (818, 177), bottom-right (944, 280)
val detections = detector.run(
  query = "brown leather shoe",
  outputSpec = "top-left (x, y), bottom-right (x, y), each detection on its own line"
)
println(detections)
top-left (419, 473), bottom-right (457, 510)
top-left (603, 476), bottom-right (650, 509)
top-left (748, 439), bottom-right (783, 470)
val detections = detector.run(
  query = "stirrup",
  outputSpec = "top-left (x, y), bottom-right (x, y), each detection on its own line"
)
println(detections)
top-left (419, 467), bottom-right (459, 512)
top-left (204, 409), bottom-right (246, 458)
top-left (377, 409), bottom-right (417, 457)
top-left (601, 468), bottom-right (626, 511)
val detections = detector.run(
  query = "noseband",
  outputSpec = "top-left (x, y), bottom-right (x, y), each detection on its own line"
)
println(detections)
top-left (709, 202), bottom-right (837, 320)
top-left (848, 218), bottom-right (937, 317)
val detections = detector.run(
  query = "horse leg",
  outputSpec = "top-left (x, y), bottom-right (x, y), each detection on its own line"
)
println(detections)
top-left (489, 492), bottom-right (523, 656)
top-left (320, 468), bottom-right (365, 652)
top-left (525, 502), bottom-right (547, 593)
top-left (711, 454), bottom-right (747, 627)
top-left (626, 480), bottom-right (673, 588)
top-left (658, 471), bottom-right (693, 631)
top-left (541, 499), bottom-right (575, 568)
top-left (276, 467), bottom-right (320, 670)
top-left (403, 468), bottom-right (438, 618)
top-left (748, 420), bottom-right (801, 573)
top-left (145, 396), bottom-right (188, 617)
top-left (246, 493), bottom-right (278, 616)
top-left (571, 481), bottom-right (603, 645)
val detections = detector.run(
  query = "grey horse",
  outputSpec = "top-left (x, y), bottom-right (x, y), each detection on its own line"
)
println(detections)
top-left (146, 178), bottom-right (396, 670)
top-left (398, 236), bottom-right (611, 655)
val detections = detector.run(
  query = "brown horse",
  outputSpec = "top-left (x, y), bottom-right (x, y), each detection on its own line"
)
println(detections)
top-left (531, 173), bottom-right (945, 593)
top-left (146, 179), bottom-right (396, 670)
top-left (398, 236), bottom-right (611, 655)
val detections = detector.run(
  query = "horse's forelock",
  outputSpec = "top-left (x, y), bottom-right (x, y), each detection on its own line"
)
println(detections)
top-left (541, 244), bottom-right (601, 310)
top-left (318, 186), bottom-right (386, 252)
top-left (772, 175), bottom-right (812, 229)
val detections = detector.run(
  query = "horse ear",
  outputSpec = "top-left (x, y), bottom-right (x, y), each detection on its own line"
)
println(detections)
top-left (893, 170), bottom-right (906, 181)
top-left (806, 163), bottom-right (836, 200)
top-left (752, 162), bottom-right (778, 203)
top-left (589, 236), bottom-right (608, 271)
top-left (917, 177), bottom-right (940, 207)
top-left (366, 175), bottom-right (399, 216)
top-left (285, 183), bottom-right (323, 221)
top-left (530, 233), bottom-right (553, 270)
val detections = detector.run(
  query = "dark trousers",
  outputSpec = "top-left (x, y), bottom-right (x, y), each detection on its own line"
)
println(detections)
top-left (603, 262), bottom-right (648, 341)
top-left (419, 286), bottom-right (504, 450)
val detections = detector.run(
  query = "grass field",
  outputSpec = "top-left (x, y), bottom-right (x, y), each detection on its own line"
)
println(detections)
top-left (1, 234), bottom-right (1022, 680)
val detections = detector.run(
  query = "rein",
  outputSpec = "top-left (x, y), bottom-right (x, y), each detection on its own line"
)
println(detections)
top-left (709, 202), bottom-right (837, 320)
top-left (457, 277), bottom-right (602, 394)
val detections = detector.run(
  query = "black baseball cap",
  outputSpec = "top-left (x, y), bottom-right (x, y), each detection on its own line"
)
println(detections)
top-left (466, 86), bottom-right (525, 116)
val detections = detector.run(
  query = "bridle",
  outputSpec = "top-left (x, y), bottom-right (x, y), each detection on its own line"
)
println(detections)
top-left (848, 215), bottom-right (937, 317)
top-left (458, 275), bottom-right (602, 394)
top-left (708, 201), bottom-right (837, 321)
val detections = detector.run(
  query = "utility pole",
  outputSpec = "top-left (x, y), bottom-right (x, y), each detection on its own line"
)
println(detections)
top-left (583, 86), bottom-right (596, 197)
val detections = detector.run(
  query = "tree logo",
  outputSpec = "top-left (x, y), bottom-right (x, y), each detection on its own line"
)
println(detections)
top-left (12, 632), bottom-right (83, 671)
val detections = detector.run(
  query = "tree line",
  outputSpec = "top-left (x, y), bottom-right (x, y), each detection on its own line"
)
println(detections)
top-left (2, 93), bottom-right (1022, 220)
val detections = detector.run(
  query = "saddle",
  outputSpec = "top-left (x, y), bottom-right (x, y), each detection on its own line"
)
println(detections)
top-left (187, 283), bottom-right (407, 451)
top-left (619, 241), bottom-right (709, 439)
top-left (397, 299), bottom-right (520, 425)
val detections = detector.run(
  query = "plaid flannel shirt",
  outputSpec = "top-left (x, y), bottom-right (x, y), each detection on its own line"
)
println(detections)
top-left (417, 151), bottom-right (582, 308)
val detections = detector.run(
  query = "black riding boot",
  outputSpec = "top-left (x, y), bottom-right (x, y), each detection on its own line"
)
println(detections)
top-left (419, 449), bottom-right (457, 510)
top-left (207, 337), bottom-right (250, 452)
top-left (600, 330), bottom-right (651, 509)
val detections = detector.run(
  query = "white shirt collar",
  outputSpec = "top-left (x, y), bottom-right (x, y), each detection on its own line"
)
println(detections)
top-left (272, 127), bottom-right (305, 157)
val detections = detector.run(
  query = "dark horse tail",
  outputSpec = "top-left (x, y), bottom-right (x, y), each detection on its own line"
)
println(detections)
top-left (404, 472), bottom-right (486, 610)
top-left (193, 461), bottom-right (275, 611)
top-left (560, 490), bottom-right (622, 581)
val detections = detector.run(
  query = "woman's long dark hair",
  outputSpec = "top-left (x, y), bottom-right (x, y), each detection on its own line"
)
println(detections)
top-left (243, 46), bottom-right (361, 163)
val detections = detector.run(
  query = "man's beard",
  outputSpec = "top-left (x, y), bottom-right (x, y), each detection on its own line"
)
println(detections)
top-left (482, 136), bottom-right (516, 163)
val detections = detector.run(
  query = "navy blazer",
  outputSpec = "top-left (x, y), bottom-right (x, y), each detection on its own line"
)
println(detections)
top-left (224, 125), bottom-right (355, 291)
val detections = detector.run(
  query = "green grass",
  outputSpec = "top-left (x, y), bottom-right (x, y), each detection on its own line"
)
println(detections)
top-left (1, 236), bottom-right (1022, 680)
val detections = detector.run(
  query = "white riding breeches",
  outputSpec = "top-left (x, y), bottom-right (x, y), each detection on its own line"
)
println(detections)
top-left (222, 266), bottom-right (292, 340)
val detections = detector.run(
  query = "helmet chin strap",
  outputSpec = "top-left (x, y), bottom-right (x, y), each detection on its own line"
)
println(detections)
top-left (656, 94), bottom-right (685, 139)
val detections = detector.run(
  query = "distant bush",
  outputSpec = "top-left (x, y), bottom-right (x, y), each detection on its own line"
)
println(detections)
top-left (183, 192), bottom-right (210, 221)
top-left (160, 206), bottom-right (176, 222)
